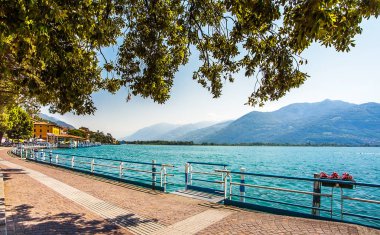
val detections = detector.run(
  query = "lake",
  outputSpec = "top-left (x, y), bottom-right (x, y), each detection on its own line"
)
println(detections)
top-left (52, 145), bottom-right (380, 227)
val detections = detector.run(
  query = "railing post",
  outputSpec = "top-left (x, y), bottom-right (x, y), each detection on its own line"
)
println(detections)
top-left (222, 165), bottom-right (226, 190)
top-left (119, 162), bottom-right (123, 177)
top-left (312, 173), bottom-right (321, 216)
top-left (152, 160), bottom-right (156, 190)
top-left (49, 151), bottom-right (52, 164)
top-left (189, 164), bottom-right (193, 186)
top-left (185, 163), bottom-right (190, 190)
top-left (163, 166), bottom-right (167, 193)
top-left (71, 156), bottom-right (75, 168)
top-left (223, 172), bottom-right (228, 200)
top-left (91, 159), bottom-right (95, 173)
top-left (240, 167), bottom-right (246, 202)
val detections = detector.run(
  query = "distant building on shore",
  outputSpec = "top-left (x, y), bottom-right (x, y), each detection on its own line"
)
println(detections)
top-left (33, 122), bottom-right (91, 148)
top-left (33, 122), bottom-right (63, 139)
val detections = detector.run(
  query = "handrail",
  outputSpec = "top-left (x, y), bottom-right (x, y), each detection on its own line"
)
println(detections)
top-left (229, 170), bottom-right (379, 187)
top-left (342, 196), bottom-right (380, 205)
top-left (123, 167), bottom-right (161, 174)
top-left (192, 178), bottom-right (223, 184)
top-left (187, 161), bottom-right (229, 167)
top-left (41, 151), bottom-right (165, 166)
top-left (229, 194), bottom-right (332, 212)
top-left (191, 170), bottom-right (221, 176)
top-left (230, 182), bottom-right (332, 197)
top-left (12, 148), bottom-right (173, 192)
top-left (93, 162), bottom-right (119, 169)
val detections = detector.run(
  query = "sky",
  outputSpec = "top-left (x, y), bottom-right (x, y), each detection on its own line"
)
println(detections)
top-left (41, 18), bottom-right (380, 139)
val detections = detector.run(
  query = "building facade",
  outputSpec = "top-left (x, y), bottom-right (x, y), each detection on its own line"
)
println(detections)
top-left (33, 122), bottom-right (63, 140)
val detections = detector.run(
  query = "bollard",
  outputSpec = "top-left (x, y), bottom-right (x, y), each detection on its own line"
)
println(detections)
top-left (152, 160), bottom-right (157, 190)
top-left (185, 163), bottom-right (189, 190)
top-left (55, 155), bottom-right (59, 164)
top-left (240, 167), bottom-right (246, 202)
top-left (119, 162), bottom-right (123, 177)
top-left (312, 173), bottom-right (321, 216)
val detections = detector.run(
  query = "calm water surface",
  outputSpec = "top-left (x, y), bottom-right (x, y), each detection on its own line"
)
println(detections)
top-left (55, 145), bottom-right (380, 227)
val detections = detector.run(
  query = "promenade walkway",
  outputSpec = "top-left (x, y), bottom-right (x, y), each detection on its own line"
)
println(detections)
top-left (0, 148), bottom-right (379, 235)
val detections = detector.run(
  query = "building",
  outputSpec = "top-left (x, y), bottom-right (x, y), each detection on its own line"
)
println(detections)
top-left (33, 122), bottom-right (63, 140)
top-left (33, 121), bottom-right (98, 148)
top-left (47, 133), bottom-right (87, 148)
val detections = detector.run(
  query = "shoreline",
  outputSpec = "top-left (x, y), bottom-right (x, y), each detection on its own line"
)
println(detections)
top-left (120, 141), bottom-right (380, 147)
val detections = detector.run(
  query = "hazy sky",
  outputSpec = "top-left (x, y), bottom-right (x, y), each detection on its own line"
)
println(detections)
top-left (42, 18), bottom-right (380, 139)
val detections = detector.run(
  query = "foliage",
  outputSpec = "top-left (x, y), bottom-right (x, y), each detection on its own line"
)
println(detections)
top-left (115, 0), bottom-right (380, 106)
top-left (67, 129), bottom-right (87, 138)
top-left (0, 0), bottom-right (125, 114)
top-left (90, 130), bottom-right (118, 144)
top-left (6, 106), bottom-right (33, 140)
top-left (123, 140), bottom-right (194, 145)
top-left (0, 108), bottom-right (11, 143)
top-left (68, 127), bottom-right (118, 144)
top-left (1, 0), bottom-right (379, 114)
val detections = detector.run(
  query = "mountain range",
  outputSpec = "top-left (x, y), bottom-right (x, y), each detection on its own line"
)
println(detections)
top-left (38, 113), bottom-right (76, 129)
top-left (123, 100), bottom-right (380, 146)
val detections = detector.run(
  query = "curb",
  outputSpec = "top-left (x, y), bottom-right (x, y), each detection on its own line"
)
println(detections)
top-left (0, 172), bottom-right (6, 235)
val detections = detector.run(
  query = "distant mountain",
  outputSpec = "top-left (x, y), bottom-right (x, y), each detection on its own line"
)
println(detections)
top-left (203, 100), bottom-right (380, 145)
top-left (123, 123), bottom-right (181, 141)
top-left (122, 100), bottom-right (380, 146)
top-left (179, 121), bottom-right (233, 143)
top-left (158, 122), bottom-right (217, 141)
top-left (38, 113), bottom-right (75, 129)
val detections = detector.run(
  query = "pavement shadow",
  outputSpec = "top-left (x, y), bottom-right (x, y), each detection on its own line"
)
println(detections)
top-left (7, 204), bottom-right (124, 234)
top-left (0, 168), bottom-right (26, 181)
top-left (109, 213), bottom-right (159, 228)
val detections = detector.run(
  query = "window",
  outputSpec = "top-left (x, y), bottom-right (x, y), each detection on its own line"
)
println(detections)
top-left (40, 129), bottom-right (42, 132)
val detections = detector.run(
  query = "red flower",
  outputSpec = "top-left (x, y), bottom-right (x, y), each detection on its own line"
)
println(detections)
top-left (342, 172), bottom-right (353, 181)
top-left (329, 172), bottom-right (340, 179)
top-left (320, 172), bottom-right (328, 178)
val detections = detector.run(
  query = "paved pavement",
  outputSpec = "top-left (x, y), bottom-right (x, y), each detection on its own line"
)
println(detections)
top-left (0, 148), bottom-right (379, 235)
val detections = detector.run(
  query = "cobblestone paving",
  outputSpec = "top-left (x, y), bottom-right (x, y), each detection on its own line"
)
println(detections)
top-left (197, 206), bottom-right (380, 235)
top-left (1, 148), bottom-right (379, 235)
top-left (0, 162), bottom-right (129, 234)
top-left (0, 150), bottom-right (207, 226)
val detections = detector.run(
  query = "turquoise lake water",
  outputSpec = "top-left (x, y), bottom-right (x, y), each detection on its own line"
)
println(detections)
top-left (49, 145), bottom-right (380, 227)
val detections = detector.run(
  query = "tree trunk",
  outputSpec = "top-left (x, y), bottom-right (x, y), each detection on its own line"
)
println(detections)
top-left (0, 131), bottom-right (4, 144)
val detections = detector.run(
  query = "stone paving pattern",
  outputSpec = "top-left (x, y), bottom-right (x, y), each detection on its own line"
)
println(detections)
top-left (1, 148), bottom-right (379, 235)
top-left (198, 210), bottom-right (380, 235)
top-left (0, 149), bottom-right (207, 226)
top-left (0, 161), bottom-right (128, 234)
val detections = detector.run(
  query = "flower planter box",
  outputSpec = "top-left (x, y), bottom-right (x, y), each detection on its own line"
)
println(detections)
top-left (321, 181), bottom-right (354, 189)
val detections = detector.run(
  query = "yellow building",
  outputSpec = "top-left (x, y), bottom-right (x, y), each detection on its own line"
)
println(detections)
top-left (33, 122), bottom-right (63, 140)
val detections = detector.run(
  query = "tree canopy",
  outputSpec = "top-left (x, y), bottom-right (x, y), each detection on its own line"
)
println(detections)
top-left (1, 0), bottom-right (379, 115)
top-left (5, 106), bottom-right (33, 140)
